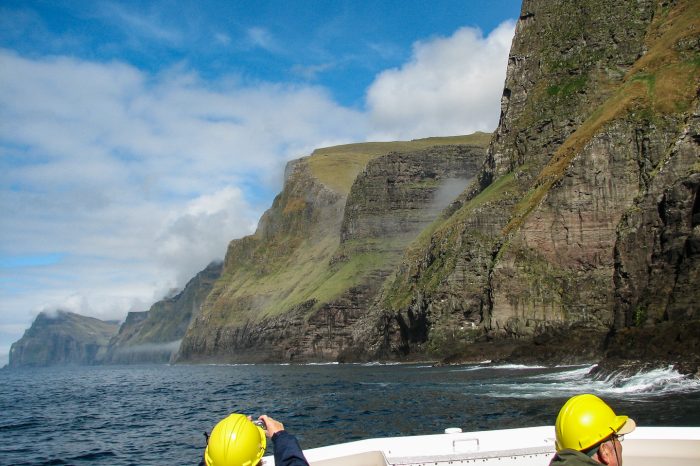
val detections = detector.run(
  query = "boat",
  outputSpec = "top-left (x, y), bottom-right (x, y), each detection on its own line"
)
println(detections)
top-left (262, 425), bottom-right (700, 465)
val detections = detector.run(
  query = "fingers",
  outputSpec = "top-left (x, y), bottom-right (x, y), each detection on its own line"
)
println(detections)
top-left (258, 415), bottom-right (285, 438)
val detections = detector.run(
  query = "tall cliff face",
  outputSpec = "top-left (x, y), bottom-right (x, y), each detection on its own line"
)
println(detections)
top-left (8, 311), bottom-right (119, 367)
top-left (177, 136), bottom-right (488, 362)
top-left (104, 261), bottom-right (222, 364)
top-left (355, 0), bottom-right (699, 364)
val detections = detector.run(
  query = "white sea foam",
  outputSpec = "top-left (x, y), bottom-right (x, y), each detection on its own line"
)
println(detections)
top-left (206, 363), bottom-right (256, 366)
top-left (484, 364), bottom-right (700, 398)
top-left (595, 366), bottom-right (700, 396)
top-left (359, 381), bottom-right (394, 387)
top-left (530, 365), bottom-right (595, 381)
top-left (450, 363), bottom-right (548, 372)
top-left (490, 363), bottom-right (548, 370)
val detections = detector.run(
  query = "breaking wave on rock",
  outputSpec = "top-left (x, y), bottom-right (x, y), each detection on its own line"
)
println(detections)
top-left (485, 364), bottom-right (700, 398)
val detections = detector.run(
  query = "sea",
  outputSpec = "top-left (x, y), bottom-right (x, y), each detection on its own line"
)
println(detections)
top-left (1, 362), bottom-right (699, 465)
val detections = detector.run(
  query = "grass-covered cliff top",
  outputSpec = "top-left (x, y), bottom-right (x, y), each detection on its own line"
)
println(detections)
top-left (199, 133), bottom-right (491, 327)
top-left (25, 311), bottom-right (119, 343)
top-left (307, 132), bottom-right (491, 194)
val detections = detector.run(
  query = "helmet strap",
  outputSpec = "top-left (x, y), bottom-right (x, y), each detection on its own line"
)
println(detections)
top-left (584, 443), bottom-right (601, 458)
top-left (612, 437), bottom-right (621, 465)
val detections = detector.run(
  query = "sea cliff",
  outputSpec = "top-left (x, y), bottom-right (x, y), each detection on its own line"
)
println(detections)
top-left (103, 261), bottom-right (223, 364)
top-left (349, 0), bottom-right (700, 369)
top-left (8, 311), bottom-right (119, 367)
top-left (177, 136), bottom-right (489, 362)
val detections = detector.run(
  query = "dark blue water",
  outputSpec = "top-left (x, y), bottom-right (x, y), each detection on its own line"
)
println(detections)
top-left (1, 363), bottom-right (699, 465)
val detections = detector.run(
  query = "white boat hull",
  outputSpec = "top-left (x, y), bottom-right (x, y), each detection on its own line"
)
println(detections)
top-left (263, 426), bottom-right (700, 466)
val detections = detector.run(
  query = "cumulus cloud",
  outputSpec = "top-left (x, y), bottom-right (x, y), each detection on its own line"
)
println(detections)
top-left (367, 21), bottom-right (515, 140)
top-left (155, 187), bottom-right (257, 285)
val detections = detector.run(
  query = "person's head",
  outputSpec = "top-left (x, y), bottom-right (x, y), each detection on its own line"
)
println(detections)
top-left (204, 414), bottom-right (266, 466)
top-left (554, 394), bottom-right (636, 465)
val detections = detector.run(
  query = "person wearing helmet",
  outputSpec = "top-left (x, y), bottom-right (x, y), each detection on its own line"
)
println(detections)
top-left (201, 413), bottom-right (308, 466)
top-left (549, 394), bottom-right (636, 466)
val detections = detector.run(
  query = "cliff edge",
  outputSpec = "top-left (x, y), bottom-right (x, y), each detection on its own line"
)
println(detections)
top-left (8, 311), bottom-right (119, 367)
top-left (177, 136), bottom-right (489, 362)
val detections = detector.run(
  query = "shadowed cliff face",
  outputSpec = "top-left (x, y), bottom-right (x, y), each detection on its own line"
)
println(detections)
top-left (8, 311), bottom-right (119, 367)
top-left (356, 0), bottom-right (699, 365)
top-left (176, 137), bottom-right (488, 363)
top-left (103, 262), bottom-right (222, 364)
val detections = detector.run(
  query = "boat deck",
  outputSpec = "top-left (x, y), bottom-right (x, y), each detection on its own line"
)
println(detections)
top-left (263, 426), bottom-right (700, 466)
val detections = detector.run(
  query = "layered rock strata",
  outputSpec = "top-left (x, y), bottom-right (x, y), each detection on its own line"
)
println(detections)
top-left (177, 138), bottom-right (488, 362)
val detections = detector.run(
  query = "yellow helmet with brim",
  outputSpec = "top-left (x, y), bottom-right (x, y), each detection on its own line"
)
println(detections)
top-left (204, 414), bottom-right (266, 466)
top-left (555, 393), bottom-right (636, 452)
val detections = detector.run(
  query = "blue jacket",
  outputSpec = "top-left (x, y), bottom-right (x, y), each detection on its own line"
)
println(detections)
top-left (271, 430), bottom-right (309, 466)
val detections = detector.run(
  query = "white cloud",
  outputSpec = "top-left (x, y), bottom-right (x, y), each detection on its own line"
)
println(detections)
top-left (215, 32), bottom-right (232, 46)
top-left (366, 21), bottom-right (515, 140)
top-left (101, 2), bottom-right (182, 45)
top-left (291, 62), bottom-right (336, 81)
top-left (155, 187), bottom-right (257, 285)
top-left (246, 27), bottom-right (277, 52)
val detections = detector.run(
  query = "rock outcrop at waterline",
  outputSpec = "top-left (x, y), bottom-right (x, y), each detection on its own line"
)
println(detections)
top-left (349, 0), bottom-right (700, 366)
top-left (8, 311), bottom-right (119, 367)
top-left (176, 137), bottom-right (489, 362)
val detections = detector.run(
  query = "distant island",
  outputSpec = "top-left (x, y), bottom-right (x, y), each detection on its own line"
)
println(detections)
top-left (9, 0), bottom-right (699, 375)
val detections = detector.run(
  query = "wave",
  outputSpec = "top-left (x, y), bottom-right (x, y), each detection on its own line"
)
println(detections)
top-left (450, 363), bottom-right (548, 372)
top-left (594, 366), bottom-right (700, 396)
top-left (359, 381), bottom-right (395, 387)
top-left (531, 365), bottom-right (595, 381)
top-left (484, 365), bottom-right (700, 398)
top-left (205, 363), bottom-right (256, 366)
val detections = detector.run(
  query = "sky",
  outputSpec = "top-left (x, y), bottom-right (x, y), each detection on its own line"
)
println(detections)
top-left (0, 0), bottom-right (521, 366)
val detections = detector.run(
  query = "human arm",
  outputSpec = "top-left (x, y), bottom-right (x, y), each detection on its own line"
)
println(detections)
top-left (258, 415), bottom-right (309, 466)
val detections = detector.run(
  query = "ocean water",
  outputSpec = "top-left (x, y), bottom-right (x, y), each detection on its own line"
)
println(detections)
top-left (1, 363), bottom-right (699, 465)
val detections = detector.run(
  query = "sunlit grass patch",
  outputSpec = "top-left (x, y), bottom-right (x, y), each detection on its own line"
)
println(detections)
top-left (307, 133), bottom-right (491, 194)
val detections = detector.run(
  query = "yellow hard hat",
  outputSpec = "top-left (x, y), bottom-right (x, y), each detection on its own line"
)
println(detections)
top-left (204, 414), bottom-right (266, 466)
top-left (554, 394), bottom-right (636, 452)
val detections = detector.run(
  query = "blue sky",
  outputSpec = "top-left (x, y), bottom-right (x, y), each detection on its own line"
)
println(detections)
top-left (0, 0), bottom-right (521, 365)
